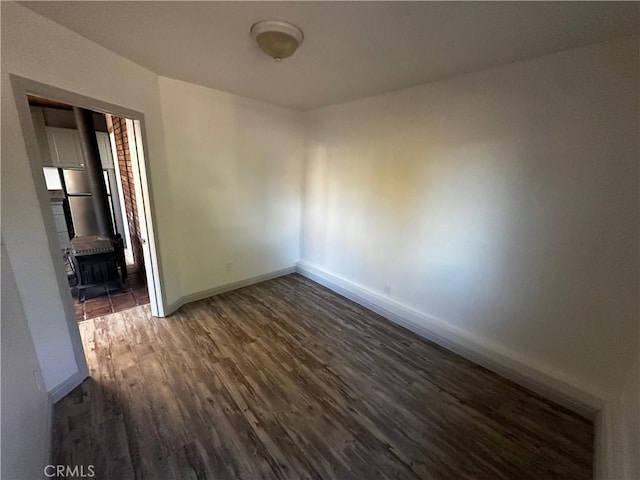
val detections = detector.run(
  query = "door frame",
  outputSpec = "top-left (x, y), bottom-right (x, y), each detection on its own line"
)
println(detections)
top-left (124, 118), bottom-right (165, 318)
top-left (10, 75), bottom-right (168, 377)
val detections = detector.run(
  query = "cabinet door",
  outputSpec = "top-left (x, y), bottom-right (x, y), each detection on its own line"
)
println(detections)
top-left (46, 127), bottom-right (85, 168)
top-left (96, 132), bottom-right (114, 168)
top-left (46, 128), bottom-right (114, 169)
top-left (31, 107), bottom-right (53, 166)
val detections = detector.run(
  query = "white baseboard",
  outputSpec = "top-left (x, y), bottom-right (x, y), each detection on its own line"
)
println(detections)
top-left (45, 396), bottom-right (53, 465)
top-left (594, 399), bottom-right (630, 480)
top-left (593, 356), bottom-right (640, 480)
top-left (49, 369), bottom-right (87, 403)
top-left (164, 266), bottom-right (297, 316)
top-left (594, 409), bottom-right (608, 480)
top-left (296, 261), bottom-right (604, 419)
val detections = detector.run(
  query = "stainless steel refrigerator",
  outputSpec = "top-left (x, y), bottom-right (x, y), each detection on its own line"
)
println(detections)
top-left (63, 169), bottom-right (125, 240)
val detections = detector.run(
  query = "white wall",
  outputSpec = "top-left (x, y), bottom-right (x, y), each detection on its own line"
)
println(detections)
top-left (158, 77), bottom-right (304, 297)
top-left (1, 2), bottom-right (181, 392)
top-left (301, 37), bottom-right (639, 405)
top-left (1, 243), bottom-right (51, 480)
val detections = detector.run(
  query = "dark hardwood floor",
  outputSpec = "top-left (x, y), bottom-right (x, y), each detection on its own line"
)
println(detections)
top-left (53, 274), bottom-right (593, 479)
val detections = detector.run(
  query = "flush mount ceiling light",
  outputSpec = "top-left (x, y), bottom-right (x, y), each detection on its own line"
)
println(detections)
top-left (251, 20), bottom-right (304, 62)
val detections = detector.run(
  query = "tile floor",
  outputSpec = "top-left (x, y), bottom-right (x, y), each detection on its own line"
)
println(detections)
top-left (72, 269), bottom-right (149, 322)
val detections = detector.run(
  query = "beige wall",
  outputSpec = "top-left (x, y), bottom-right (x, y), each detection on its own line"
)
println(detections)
top-left (301, 37), bottom-right (639, 402)
top-left (158, 77), bottom-right (304, 296)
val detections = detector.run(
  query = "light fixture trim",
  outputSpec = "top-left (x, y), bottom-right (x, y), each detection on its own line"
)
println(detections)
top-left (251, 20), bottom-right (304, 61)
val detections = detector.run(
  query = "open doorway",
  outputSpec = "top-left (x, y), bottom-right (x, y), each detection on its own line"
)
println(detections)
top-left (10, 75), bottom-right (166, 403)
top-left (28, 96), bottom-right (152, 321)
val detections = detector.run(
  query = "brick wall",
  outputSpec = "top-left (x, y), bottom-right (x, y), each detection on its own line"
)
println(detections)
top-left (111, 116), bottom-right (145, 283)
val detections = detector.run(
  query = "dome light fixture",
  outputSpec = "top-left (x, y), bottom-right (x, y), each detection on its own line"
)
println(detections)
top-left (251, 20), bottom-right (304, 62)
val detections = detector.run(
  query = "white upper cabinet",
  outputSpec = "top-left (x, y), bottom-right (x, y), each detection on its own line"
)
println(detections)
top-left (46, 127), bottom-right (84, 168)
top-left (45, 127), bottom-right (114, 169)
top-left (96, 132), bottom-right (114, 168)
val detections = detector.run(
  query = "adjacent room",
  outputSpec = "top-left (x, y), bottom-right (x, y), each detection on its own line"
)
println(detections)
top-left (29, 96), bottom-right (150, 321)
top-left (2, 2), bottom-right (638, 479)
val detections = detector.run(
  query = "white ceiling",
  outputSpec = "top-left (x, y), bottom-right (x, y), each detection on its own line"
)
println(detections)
top-left (23, 1), bottom-right (639, 111)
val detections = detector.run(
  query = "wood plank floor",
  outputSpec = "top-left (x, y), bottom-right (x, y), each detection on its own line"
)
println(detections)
top-left (53, 273), bottom-right (593, 479)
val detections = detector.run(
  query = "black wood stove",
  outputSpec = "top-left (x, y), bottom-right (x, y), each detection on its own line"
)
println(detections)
top-left (67, 107), bottom-right (127, 301)
top-left (69, 235), bottom-right (127, 301)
